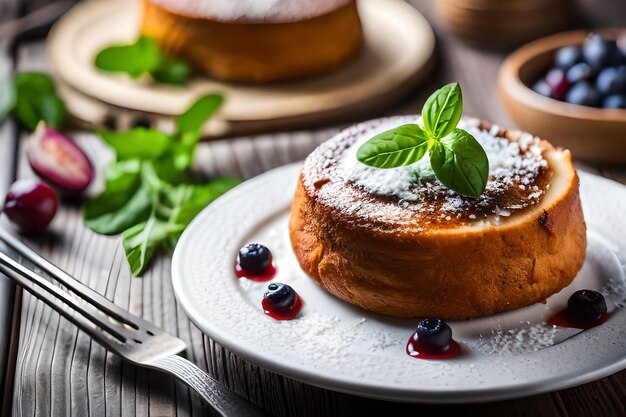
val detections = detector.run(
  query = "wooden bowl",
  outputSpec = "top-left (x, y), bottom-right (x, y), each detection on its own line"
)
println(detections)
top-left (498, 29), bottom-right (626, 164)
top-left (436, 0), bottom-right (572, 46)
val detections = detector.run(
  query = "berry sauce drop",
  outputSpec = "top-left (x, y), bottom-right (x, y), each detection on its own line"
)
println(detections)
top-left (547, 310), bottom-right (610, 330)
top-left (234, 262), bottom-right (277, 282)
top-left (548, 289), bottom-right (610, 330)
top-left (406, 336), bottom-right (461, 360)
top-left (262, 295), bottom-right (303, 321)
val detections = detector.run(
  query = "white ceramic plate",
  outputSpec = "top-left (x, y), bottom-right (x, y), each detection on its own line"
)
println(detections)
top-left (47, 0), bottom-right (435, 135)
top-left (172, 164), bottom-right (626, 403)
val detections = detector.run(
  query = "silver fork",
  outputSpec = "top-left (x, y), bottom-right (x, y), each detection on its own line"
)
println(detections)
top-left (0, 228), bottom-right (268, 417)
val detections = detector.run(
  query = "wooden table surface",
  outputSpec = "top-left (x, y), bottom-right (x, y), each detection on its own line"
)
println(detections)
top-left (2, 0), bottom-right (626, 416)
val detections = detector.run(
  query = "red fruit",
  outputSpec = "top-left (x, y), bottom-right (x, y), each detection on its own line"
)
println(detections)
top-left (26, 122), bottom-right (94, 193)
top-left (545, 68), bottom-right (569, 101)
top-left (3, 179), bottom-right (58, 232)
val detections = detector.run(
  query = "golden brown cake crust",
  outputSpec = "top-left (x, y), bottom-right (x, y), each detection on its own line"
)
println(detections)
top-left (288, 118), bottom-right (587, 319)
top-left (140, 0), bottom-right (363, 83)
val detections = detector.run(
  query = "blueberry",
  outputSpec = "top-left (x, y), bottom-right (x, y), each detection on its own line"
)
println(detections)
top-left (582, 33), bottom-right (623, 70)
top-left (565, 81), bottom-right (601, 107)
top-left (566, 62), bottom-right (594, 84)
top-left (596, 67), bottom-right (626, 96)
top-left (532, 80), bottom-right (552, 97)
top-left (238, 243), bottom-right (272, 275)
top-left (414, 318), bottom-right (452, 352)
top-left (567, 289), bottom-right (607, 323)
top-left (555, 46), bottom-right (582, 70)
top-left (603, 94), bottom-right (626, 109)
top-left (264, 282), bottom-right (297, 312)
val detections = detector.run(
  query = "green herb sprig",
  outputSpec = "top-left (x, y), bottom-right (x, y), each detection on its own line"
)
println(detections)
top-left (357, 83), bottom-right (489, 197)
top-left (95, 36), bottom-right (191, 85)
top-left (3, 72), bottom-right (66, 130)
top-left (83, 94), bottom-right (240, 276)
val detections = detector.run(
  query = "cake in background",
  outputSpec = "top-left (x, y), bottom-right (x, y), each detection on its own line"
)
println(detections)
top-left (141, 0), bottom-right (363, 83)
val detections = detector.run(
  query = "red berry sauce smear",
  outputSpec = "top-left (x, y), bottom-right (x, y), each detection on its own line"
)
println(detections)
top-left (234, 262), bottom-right (277, 282)
top-left (406, 335), bottom-right (461, 360)
top-left (547, 310), bottom-right (610, 330)
top-left (262, 295), bottom-right (303, 321)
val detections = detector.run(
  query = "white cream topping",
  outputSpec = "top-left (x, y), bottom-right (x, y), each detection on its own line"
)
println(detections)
top-left (300, 115), bottom-right (551, 228)
top-left (340, 117), bottom-right (548, 209)
top-left (150, 0), bottom-right (352, 22)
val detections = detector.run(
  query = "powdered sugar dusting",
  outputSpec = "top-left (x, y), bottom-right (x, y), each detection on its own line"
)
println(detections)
top-left (470, 322), bottom-right (558, 355)
top-left (301, 116), bottom-right (550, 229)
top-left (150, 0), bottom-right (351, 22)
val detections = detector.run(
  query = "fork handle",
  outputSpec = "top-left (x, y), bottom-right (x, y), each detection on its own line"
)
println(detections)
top-left (147, 355), bottom-right (269, 417)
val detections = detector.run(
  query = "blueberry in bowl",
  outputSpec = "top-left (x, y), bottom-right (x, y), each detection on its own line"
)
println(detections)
top-left (603, 94), bottom-right (626, 109)
top-left (531, 33), bottom-right (626, 108)
top-left (499, 28), bottom-right (626, 164)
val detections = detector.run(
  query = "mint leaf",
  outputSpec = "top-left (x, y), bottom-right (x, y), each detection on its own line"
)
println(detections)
top-left (176, 94), bottom-right (223, 134)
top-left (121, 178), bottom-right (239, 276)
top-left (85, 93), bottom-right (237, 276)
top-left (95, 36), bottom-right (193, 86)
top-left (170, 94), bottom-right (225, 171)
top-left (123, 217), bottom-right (184, 276)
top-left (429, 128), bottom-right (489, 197)
top-left (85, 183), bottom-right (154, 235)
top-left (98, 127), bottom-right (170, 160)
top-left (83, 160), bottom-right (151, 235)
top-left (151, 58), bottom-right (191, 85)
top-left (164, 178), bottom-right (241, 227)
top-left (355, 82), bottom-right (489, 197)
top-left (356, 124), bottom-right (429, 168)
top-left (95, 36), bottom-right (162, 78)
top-left (12, 72), bottom-right (66, 130)
top-left (15, 72), bottom-right (55, 92)
top-left (422, 82), bottom-right (463, 139)
top-left (171, 131), bottom-right (200, 171)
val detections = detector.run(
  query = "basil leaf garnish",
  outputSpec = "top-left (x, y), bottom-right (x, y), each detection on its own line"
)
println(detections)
top-left (355, 82), bottom-right (489, 196)
top-left (429, 129), bottom-right (489, 197)
top-left (95, 36), bottom-right (192, 85)
top-left (422, 82), bottom-right (463, 139)
top-left (95, 36), bottom-right (162, 78)
top-left (356, 124), bottom-right (429, 168)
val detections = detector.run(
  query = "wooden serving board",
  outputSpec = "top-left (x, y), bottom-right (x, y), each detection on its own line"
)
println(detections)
top-left (47, 0), bottom-right (436, 137)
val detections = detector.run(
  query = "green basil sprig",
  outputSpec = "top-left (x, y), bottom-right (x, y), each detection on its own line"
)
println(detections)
top-left (9, 72), bottom-right (66, 131)
top-left (357, 83), bottom-right (489, 197)
top-left (95, 36), bottom-right (191, 86)
top-left (84, 94), bottom-right (240, 276)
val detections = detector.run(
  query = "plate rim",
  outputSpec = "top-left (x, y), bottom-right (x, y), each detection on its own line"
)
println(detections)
top-left (172, 162), bottom-right (626, 403)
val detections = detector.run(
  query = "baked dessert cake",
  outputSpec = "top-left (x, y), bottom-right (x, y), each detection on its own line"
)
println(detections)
top-left (140, 0), bottom-right (363, 83)
top-left (289, 116), bottom-right (586, 319)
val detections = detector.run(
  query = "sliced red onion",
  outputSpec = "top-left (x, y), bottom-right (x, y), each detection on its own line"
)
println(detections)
top-left (26, 122), bottom-right (94, 193)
